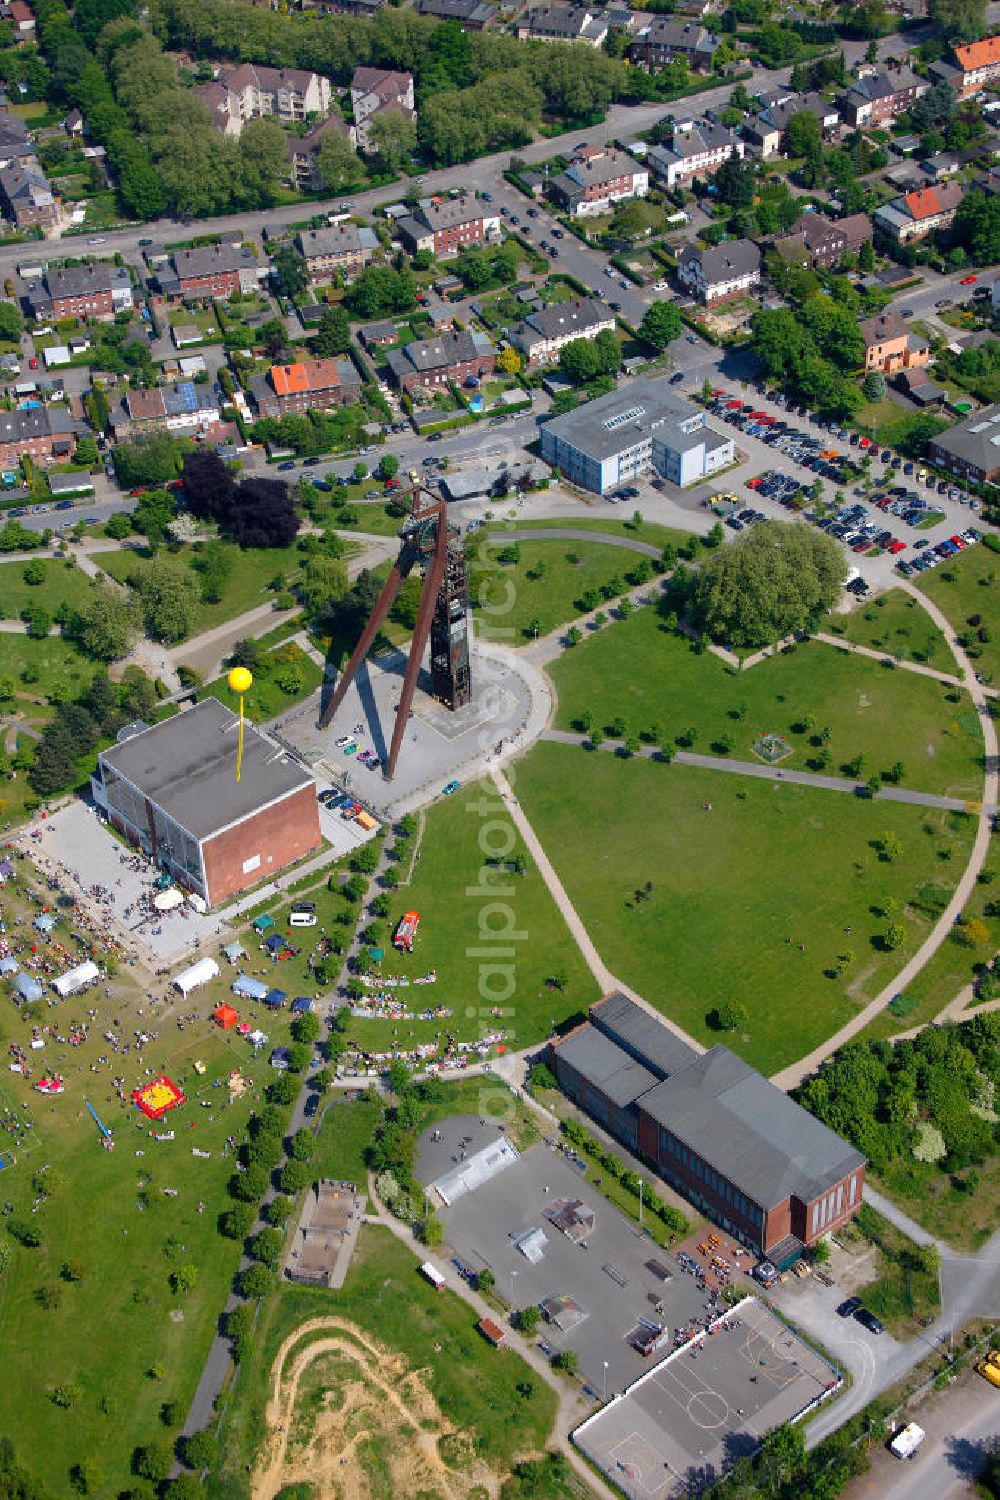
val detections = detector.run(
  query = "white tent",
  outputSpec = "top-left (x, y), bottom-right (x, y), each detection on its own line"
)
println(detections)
top-left (153, 889), bottom-right (185, 912)
top-left (172, 957), bottom-right (220, 995)
top-left (52, 960), bottom-right (100, 998)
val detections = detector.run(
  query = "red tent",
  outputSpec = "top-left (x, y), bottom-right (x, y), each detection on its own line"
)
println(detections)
top-left (213, 1003), bottom-right (238, 1030)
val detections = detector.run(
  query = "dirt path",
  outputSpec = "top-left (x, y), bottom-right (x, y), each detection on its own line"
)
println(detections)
top-left (253, 1316), bottom-right (496, 1500)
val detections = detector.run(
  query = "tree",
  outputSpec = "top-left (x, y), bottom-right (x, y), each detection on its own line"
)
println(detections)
top-left (220, 1202), bottom-right (256, 1240)
top-left (289, 1126), bottom-right (316, 1161)
top-left (230, 476), bottom-right (300, 549)
top-left (518, 1304), bottom-right (540, 1337)
top-left (76, 584), bottom-right (139, 661)
top-left (170, 1263), bottom-right (198, 1295)
top-left (250, 1227), bottom-right (285, 1266)
top-left (497, 346), bottom-right (521, 376)
top-left (863, 370), bottom-right (887, 400)
top-left (313, 303), bottom-right (351, 358)
top-left (272, 244), bottom-right (308, 301)
top-left (418, 1213), bottom-right (444, 1247)
top-left (133, 558), bottom-right (199, 644)
top-left (692, 522), bottom-right (844, 648)
top-left (714, 1000), bottom-right (749, 1031)
top-left (558, 337), bottom-right (600, 383)
top-left (113, 432), bottom-right (179, 488)
top-left (785, 109), bottom-right (821, 159)
top-left (859, 238), bottom-right (875, 272)
top-left (954, 189), bottom-right (1000, 266)
top-left (230, 1162), bottom-right (270, 1202)
top-left (75, 435), bottom-right (99, 468)
top-left (929, 0), bottom-right (985, 41)
top-left (884, 922), bottom-right (906, 950)
top-left (0, 299), bottom-right (21, 341)
top-left (640, 300), bottom-right (682, 349)
top-left (280, 1158), bottom-right (309, 1194)
top-left (377, 453), bottom-right (399, 481)
top-left (133, 1442), bottom-right (173, 1483)
top-left (552, 1349), bottom-right (578, 1376)
top-left (182, 1429), bottom-right (217, 1471)
top-left (315, 128), bottom-right (365, 194)
top-left (593, 327), bottom-right (621, 376)
top-left (367, 108), bottom-right (418, 167)
top-left (476, 1267), bottom-right (495, 1294)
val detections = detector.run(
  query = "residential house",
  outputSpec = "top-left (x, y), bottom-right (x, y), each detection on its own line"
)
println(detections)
top-left (0, 157), bottom-right (56, 229)
top-left (896, 367), bottom-right (944, 405)
top-left (515, 5), bottom-right (608, 44)
top-left (873, 181), bottom-right (964, 243)
top-left (839, 66), bottom-right (928, 127)
top-left (196, 64), bottom-right (333, 138)
top-left (317, 0), bottom-right (384, 14)
top-left (112, 382), bottom-right (221, 440)
top-left (0, 2), bottom-right (35, 42)
top-left (858, 308), bottom-right (929, 375)
top-left (31, 262), bottom-right (134, 321)
top-left (647, 119), bottom-right (742, 189)
top-left (948, 35), bottom-right (1000, 98)
top-left (384, 329), bottom-right (495, 391)
top-left (539, 379), bottom-right (734, 493)
top-left (630, 19), bottom-right (719, 71)
top-left (772, 213), bottom-right (848, 271)
top-left (250, 358), bottom-right (361, 418)
top-left (286, 117), bottom-right (357, 192)
top-left (350, 67), bottom-right (415, 151)
top-left (549, 147), bottom-right (649, 217)
top-left (0, 108), bottom-right (31, 168)
top-left (359, 320), bottom-right (398, 348)
top-left (295, 224), bottom-right (376, 284)
top-left (394, 197), bottom-right (501, 255)
top-left (509, 297), bottom-right (616, 366)
top-left (0, 407), bottom-right (77, 467)
top-left (837, 212), bottom-right (875, 257)
top-left (929, 405), bottom-right (1000, 483)
top-left (414, 0), bottom-right (497, 26)
top-left (166, 244), bottom-right (266, 299)
top-left (921, 151), bottom-right (961, 181)
top-left (677, 240), bottom-right (762, 305)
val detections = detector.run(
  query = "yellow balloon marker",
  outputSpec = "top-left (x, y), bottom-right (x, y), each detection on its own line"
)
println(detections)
top-left (227, 666), bottom-right (253, 782)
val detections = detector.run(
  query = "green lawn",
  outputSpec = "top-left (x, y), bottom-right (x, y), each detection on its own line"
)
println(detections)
top-left (209, 1223), bottom-right (558, 1496)
top-left (830, 590), bottom-right (950, 669)
top-left (514, 742), bottom-right (976, 1074)
top-left (548, 608), bottom-right (983, 799)
top-left (471, 539), bottom-right (656, 644)
top-left (0, 875), bottom-right (298, 1498)
top-left (0, 634), bottom-right (95, 706)
top-left (97, 541), bottom-right (305, 635)
top-left (200, 640), bottom-right (322, 721)
top-left (0, 556), bottom-right (97, 623)
top-left (484, 516), bottom-right (693, 553)
top-left (915, 545), bottom-right (1000, 684)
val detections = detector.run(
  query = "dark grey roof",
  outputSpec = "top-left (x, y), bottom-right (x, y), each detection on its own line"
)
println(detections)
top-left (639, 1046), bottom-right (865, 1209)
top-left (173, 244), bottom-right (259, 280)
top-left (46, 262), bottom-right (132, 299)
top-left (554, 1023), bottom-right (659, 1107)
top-left (295, 224), bottom-right (363, 259)
top-left (522, 297), bottom-right (610, 341)
top-left (591, 991), bottom-right (698, 1080)
top-left (930, 404), bottom-right (1000, 473)
top-left (0, 407), bottom-right (75, 444)
top-left (679, 239), bottom-right (761, 284)
top-left (400, 329), bottom-right (478, 372)
top-left (99, 697), bottom-right (314, 842)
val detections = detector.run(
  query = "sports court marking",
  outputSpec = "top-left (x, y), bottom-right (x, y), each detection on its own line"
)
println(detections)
top-left (608, 1431), bottom-right (674, 1500)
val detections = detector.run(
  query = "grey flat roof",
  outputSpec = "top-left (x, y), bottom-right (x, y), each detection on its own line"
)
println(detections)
top-left (99, 697), bottom-right (314, 842)
top-left (639, 1046), bottom-right (865, 1209)
top-left (591, 991), bottom-right (698, 1079)
top-left (554, 1023), bottom-right (660, 1107)
top-left (540, 376), bottom-right (695, 463)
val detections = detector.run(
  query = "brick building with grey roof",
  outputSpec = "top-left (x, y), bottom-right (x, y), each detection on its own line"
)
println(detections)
top-left (550, 993), bottom-right (865, 1266)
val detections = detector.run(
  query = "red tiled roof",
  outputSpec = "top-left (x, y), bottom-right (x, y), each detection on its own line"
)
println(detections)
top-left (954, 35), bottom-right (1000, 73)
top-left (903, 186), bottom-right (941, 220)
top-left (270, 359), bottom-right (340, 396)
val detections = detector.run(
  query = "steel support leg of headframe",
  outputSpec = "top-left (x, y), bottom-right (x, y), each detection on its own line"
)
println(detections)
top-left (316, 557), bottom-right (409, 732)
top-left (385, 511), bottom-right (448, 780)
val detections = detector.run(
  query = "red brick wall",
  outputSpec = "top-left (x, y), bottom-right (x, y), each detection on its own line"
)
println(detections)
top-left (798, 1165), bottom-right (865, 1245)
top-left (201, 783), bottom-right (321, 906)
top-left (763, 1198), bottom-right (792, 1253)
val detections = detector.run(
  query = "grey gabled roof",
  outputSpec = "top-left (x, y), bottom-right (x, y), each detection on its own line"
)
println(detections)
top-left (680, 239), bottom-right (761, 283)
top-left (639, 1046), bottom-right (865, 1209)
top-left (930, 404), bottom-right (1000, 472)
top-left (295, 224), bottom-right (363, 259)
top-left (554, 1023), bottom-right (660, 1107)
top-left (401, 329), bottom-right (478, 372)
top-left (46, 262), bottom-right (132, 299)
top-left (591, 991), bottom-right (698, 1079)
top-left (524, 297), bottom-right (610, 341)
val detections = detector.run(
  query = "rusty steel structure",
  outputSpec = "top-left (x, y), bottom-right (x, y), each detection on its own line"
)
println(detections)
top-left (317, 489), bottom-right (470, 780)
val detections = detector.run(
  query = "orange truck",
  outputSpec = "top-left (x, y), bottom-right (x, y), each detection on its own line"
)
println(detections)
top-left (394, 911), bottom-right (420, 952)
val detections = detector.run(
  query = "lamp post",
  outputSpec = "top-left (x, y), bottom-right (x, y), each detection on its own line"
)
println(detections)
top-left (639, 1178), bottom-right (643, 1228)
top-left (603, 1360), bottom-right (609, 1401)
top-left (510, 1268), bottom-right (518, 1307)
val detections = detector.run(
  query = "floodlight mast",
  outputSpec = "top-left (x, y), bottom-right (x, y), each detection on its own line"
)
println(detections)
top-left (317, 486), bottom-right (470, 779)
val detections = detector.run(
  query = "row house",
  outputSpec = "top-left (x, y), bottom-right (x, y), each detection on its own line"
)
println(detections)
top-left (840, 65), bottom-right (928, 128)
top-left (509, 297), bottom-right (616, 366)
top-left (549, 146), bottom-right (648, 217)
top-left (629, 20), bottom-right (719, 73)
top-left (395, 197), bottom-right (501, 255)
top-left (0, 407), bottom-right (77, 467)
top-left (31, 262), bottom-right (134, 322)
top-left (316, 0), bottom-right (384, 14)
top-left (949, 35), bottom-right (1000, 98)
top-left (0, 108), bottom-right (31, 169)
top-left (112, 381), bottom-right (221, 440)
top-left (647, 119), bottom-right (741, 190)
top-left (196, 64), bottom-right (333, 138)
top-left (250, 358), bottom-right (362, 418)
top-left (515, 5), bottom-right (608, 45)
top-left (350, 67), bottom-right (415, 151)
top-left (677, 239), bottom-right (762, 305)
top-left (385, 329), bottom-right (495, 391)
top-left (0, 1), bottom-right (35, 41)
top-left (771, 211), bottom-right (871, 271)
top-left (859, 309), bottom-right (930, 376)
top-left (294, 223), bottom-right (377, 284)
top-left (873, 181), bottom-right (964, 243)
top-left (414, 0), bottom-right (497, 26)
top-left (743, 91), bottom-right (841, 159)
top-left (165, 244), bottom-right (266, 300)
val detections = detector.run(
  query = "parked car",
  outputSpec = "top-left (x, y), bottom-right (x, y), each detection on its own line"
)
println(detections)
top-left (855, 1308), bottom-right (884, 1335)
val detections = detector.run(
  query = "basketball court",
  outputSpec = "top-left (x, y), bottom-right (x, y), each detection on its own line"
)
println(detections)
top-left (574, 1296), bottom-right (841, 1499)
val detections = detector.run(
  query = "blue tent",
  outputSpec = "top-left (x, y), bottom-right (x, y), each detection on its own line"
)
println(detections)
top-left (263, 988), bottom-right (287, 1009)
top-left (15, 973), bottom-right (43, 1003)
top-left (223, 941), bottom-right (246, 964)
top-left (252, 915), bottom-right (274, 934)
top-left (290, 996), bottom-right (314, 1014)
top-left (34, 914), bottom-right (55, 935)
top-left (232, 975), bottom-right (269, 1001)
top-left (0, 956), bottom-right (18, 977)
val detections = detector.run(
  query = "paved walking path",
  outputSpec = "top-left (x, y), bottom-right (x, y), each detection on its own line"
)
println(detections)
top-left (492, 766), bottom-right (704, 1056)
top-left (772, 583), bottom-right (999, 1090)
top-left (493, 526), bottom-right (663, 560)
top-left (813, 631), bottom-right (964, 688)
top-left (541, 729), bottom-right (980, 812)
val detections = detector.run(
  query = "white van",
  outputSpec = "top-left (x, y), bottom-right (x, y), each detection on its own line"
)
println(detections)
top-left (289, 904), bottom-right (317, 928)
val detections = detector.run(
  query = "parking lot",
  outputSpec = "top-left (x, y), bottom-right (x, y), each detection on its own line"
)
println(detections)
top-left (573, 1296), bottom-right (840, 1500)
top-left (430, 1139), bottom-right (729, 1394)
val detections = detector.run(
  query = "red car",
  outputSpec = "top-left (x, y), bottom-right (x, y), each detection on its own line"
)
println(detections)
top-left (384, 477), bottom-right (401, 490)
top-left (129, 487), bottom-right (146, 497)
top-left (28, 357), bottom-right (38, 369)
top-left (960, 274), bottom-right (977, 285)
top-left (950, 534), bottom-right (967, 549)
top-left (746, 477), bottom-right (762, 489)
top-left (859, 437), bottom-right (870, 449)
top-left (889, 540), bottom-right (906, 554)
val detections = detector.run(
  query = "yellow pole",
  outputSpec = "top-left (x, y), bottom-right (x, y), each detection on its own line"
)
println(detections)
top-left (236, 696), bottom-right (244, 783)
top-left (226, 667), bottom-right (254, 783)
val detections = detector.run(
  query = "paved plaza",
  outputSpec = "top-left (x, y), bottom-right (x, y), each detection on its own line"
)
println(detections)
top-left (574, 1298), bottom-right (841, 1499)
top-left (277, 637), bottom-right (550, 819)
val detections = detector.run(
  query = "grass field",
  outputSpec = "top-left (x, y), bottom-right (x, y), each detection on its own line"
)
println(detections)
top-left (0, 557), bottom-right (97, 622)
top-left (0, 872), bottom-right (296, 1497)
top-left (97, 540), bottom-right (305, 636)
top-left (514, 742), bottom-right (976, 1074)
top-left (916, 545), bottom-right (1000, 684)
top-left (548, 607), bottom-right (983, 799)
top-left (199, 641), bottom-right (323, 721)
top-left (830, 590), bottom-right (950, 669)
top-left (839, 1205), bottom-right (941, 1336)
top-left (471, 538), bottom-right (656, 643)
top-left (484, 516), bottom-right (692, 552)
top-left (1, 633), bottom-right (96, 708)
